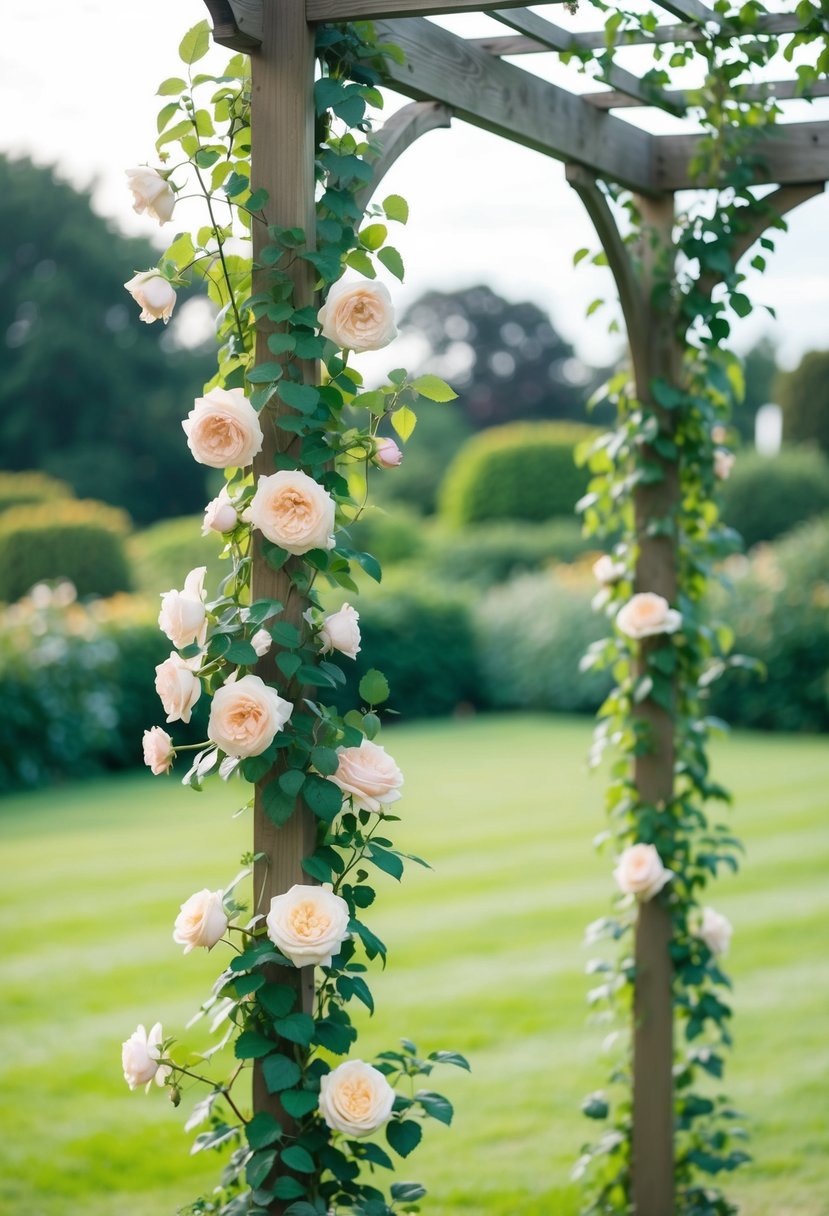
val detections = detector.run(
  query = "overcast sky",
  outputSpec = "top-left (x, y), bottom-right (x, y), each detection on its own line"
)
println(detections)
top-left (2, 0), bottom-right (827, 372)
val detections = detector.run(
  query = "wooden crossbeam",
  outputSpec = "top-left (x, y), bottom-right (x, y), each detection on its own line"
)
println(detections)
top-left (657, 0), bottom-right (716, 22)
top-left (370, 15), bottom-right (655, 193)
top-left (491, 7), bottom-right (686, 116)
top-left (306, 0), bottom-right (567, 18)
top-left (654, 121), bottom-right (829, 189)
top-left (584, 77), bottom-right (829, 109)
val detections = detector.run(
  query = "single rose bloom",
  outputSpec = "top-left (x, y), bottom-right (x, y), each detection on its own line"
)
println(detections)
top-left (319, 603), bottom-right (361, 660)
top-left (251, 628), bottom-right (272, 657)
top-left (317, 279), bottom-right (397, 353)
top-left (714, 449), bottom-right (735, 481)
top-left (613, 843), bottom-right (674, 901)
top-left (698, 906), bottom-right (732, 957)
top-left (593, 554), bottom-right (626, 586)
top-left (125, 167), bottom-right (175, 225)
top-left (173, 888), bottom-right (228, 954)
top-left (616, 592), bottom-right (682, 640)
top-left (124, 270), bottom-right (177, 324)
top-left (266, 884), bottom-right (350, 967)
top-left (142, 726), bottom-right (174, 776)
top-left (208, 673), bottom-right (292, 758)
top-left (202, 486), bottom-right (239, 535)
top-left (154, 653), bottom-right (202, 724)
top-left (122, 1021), bottom-right (169, 1090)
top-left (330, 739), bottom-right (403, 814)
top-left (183, 388), bottom-right (264, 469)
top-left (158, 566), bottom-right (207, 650)
top-left (249, 470), bottom-right (335, 555)
top-left (374, 437), bottom-right (402, 468)
top-left (318, 1059), bottom-right (396, 1138)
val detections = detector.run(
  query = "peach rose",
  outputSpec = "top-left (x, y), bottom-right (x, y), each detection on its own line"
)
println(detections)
top-left (266, 884), bottom-right (350, 967)
top-left (158, 566), bottom-right (207, 650)
top-left (613, 843), bottom-right (673, 901)
top-left (317, 279), bottom-right (397, 353)
top-left (698, 906), bottom-right (732, 956)
top-left (251, 628), bottom-right (272, 657)
top-left (330, 740), bottom-right (402, 814)
top-left (183, 388), bottom-right (263, 469)
top-left (616, 592), bottom-right (682, 640)
top-left (248, 470), bottom-right (335, 555)
top-left (142, 726), bottom-right (174, 776)
top-left (593, 555), bottom-right (626, 585)
top-left (125, 167), bottom-right (175, 225)
top-left (319, 604), bottom-right (361, 660)
top-left (207, 673), bottom-right (292, 758)
top-left (154, 653), bottom-right (201, 724)
top-left (202, 487), bottom-right (239, 535)
top-left (173, 888), bottom-right (228, 954)
top-left (318, 1059), bottom-right (395, 1138)
top-left (124, 270), bottom-right (176, 323)
top-left (122, 1022), bottom-right (169, 1089)
top-left (374, 437), bottom-right (402, 468)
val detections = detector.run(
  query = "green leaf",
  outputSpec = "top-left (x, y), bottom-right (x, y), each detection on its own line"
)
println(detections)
top-left (359, 669), bottom-right (390, 706)
top-left (261, 1054), bottom-right (302, 1093)
top-left (301, 853), bottom-right (333, 883)
top-left (368, 845), bottom-right (404, 881)
top-left (303, 774), bottom-right (343, 822)
top-left (274, 1012), bottom-right (315, 1047)
top-left (235, 1030), bottom-right (276, 1060)
top-left (246, 1148), bottom-right (277, 1189)
top-left (312, 1018), bottom-right (356, 1055)
top-left (311, 746), bottom-right (339, 776)
top-left (344, 248), bottom-right (376, 279)
top-left (258, 984), bottom-right (297, 1019)
top-left (360, 223), bottom-right (388, 250)
top-left (262, 781), bottom-right (296, 827)
top-left (581, 1092), bottom-right (609, 1120)
top-left (390, 405), bottom-right (417, 442)
top-left (270, 620), bottom-right (301, 648)
top-left (247, 362), bottom-right (285, 384)
top-left (411, 374), bottom-right (457, 402)
top-left (377, 246), bottom-right (405, 281)
top-left (383, 194), bottom-right (409, 224)
top-left (278, 769), bottom-right (306, 798)
top-left (156, 102), bottom-right (180, 134)
top-left (247, 187), bottom-right (269, 212)
top-left (386, 1118), bottom-right (422, 1158)
top-left (280, 1089), bottom-right (320, 1119)
top-left (179, 20), bottom-right (210, 65)
top-left (417, 1090), bottom-right (453, 1125)
top-left (277, 652), bottom-right (303, 680)
top-left (391, 1182), bottom-right (427, 1204)
top-left (280, 1145), bottom-right (316, 1174)
top-left (247, 1111), bottom-right (283, 1150)
top-left (225, 640), bottom-right (258, 665)
top-left (267, 333), bottom-right (297, 356)
top-left (278, 382), bottom-right (320, 413)
top-left (428, 1050), bottom-right (471, 1071)
top-left (157, 77), bottom-right (187, 96)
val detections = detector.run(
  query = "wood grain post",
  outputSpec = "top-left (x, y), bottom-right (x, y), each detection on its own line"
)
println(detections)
top-left (249, 0), bottom-right (317, 1190)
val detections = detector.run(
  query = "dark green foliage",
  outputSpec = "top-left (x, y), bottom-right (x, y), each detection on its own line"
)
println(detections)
top-left (439, 421), bottom-right (597, 526)
top-left (0, 470), bottom-right (72, 513)
top-left (343, 507), bottom-right (425, 568)
top-left (0, 155), bottom-right (213, 524)
top-left (776, 348), bottom-right (829, 456)
top-left (129, 513), bottom-right (227, 597)
top-left (720, 446), bottom-right (829, 548)
top-left (370, 403), bottom-right (474, 515)
top-left (735, 336), bottom-right (778, 441)
top-left (0, 500), bottom-right (133, 601)
top-left (423, 518), bottom-right (592, 588)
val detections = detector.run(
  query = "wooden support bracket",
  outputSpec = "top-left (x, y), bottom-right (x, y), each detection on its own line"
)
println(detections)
top-left (203, 0), bottom-right (263, 50)
top-left (355, 101), bottom-right (453, 213)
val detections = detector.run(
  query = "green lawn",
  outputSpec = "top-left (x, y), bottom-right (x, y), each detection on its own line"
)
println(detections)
top-left (1, 715), bottom-right (827, 1216)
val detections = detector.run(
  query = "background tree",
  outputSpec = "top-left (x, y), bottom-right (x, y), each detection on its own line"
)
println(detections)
top-left (0, 156), bottom-right (214, 524)
top-left (737, 335), bottom-right (779, 442)
top-left (775, 347), bottom-right (829, 456)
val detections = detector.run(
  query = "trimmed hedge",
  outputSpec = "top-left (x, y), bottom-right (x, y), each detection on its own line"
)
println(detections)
top-left (439, 421), bottom-right (597, 526)
top-left (0, 499), bottom-right (132, 602)
top-left (129, 514), bottom-right (226, 598)
top-left (422, 518), bottom-right (592, 588)
top-left (720, 446), bottom-right (829, 549)
top-left (0, 470), bottom-right (73, 514)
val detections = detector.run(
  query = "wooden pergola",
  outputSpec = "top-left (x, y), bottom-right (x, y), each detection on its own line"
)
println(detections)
top-left (198, 3), bottom-right (829, 1214)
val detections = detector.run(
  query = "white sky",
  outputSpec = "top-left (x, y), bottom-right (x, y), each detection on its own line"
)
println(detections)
top-left (2, 0), bottom-right (827, 371)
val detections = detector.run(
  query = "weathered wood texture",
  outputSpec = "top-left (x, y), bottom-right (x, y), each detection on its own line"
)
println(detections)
top-left (657, 0), bottom-right (715, 22)
top-left (370, 16), bottom-right (655, 193)
top-left (355, 101), bottom-right (453, 213)
top-left (654, 121), bottom-right (829, 189)
top-left (584, 77), bottom-right (829, 109)
top-left (306, 0), bottom-right (565, 18)
top-left (249, 1), bottom-right (317, 1191)
top-left (205, 0), bottom-right (263, 49)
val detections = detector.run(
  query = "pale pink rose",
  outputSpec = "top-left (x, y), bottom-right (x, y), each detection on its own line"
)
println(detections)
top-left (154, 653), bottom-right (202, 724)
top-left (616, 592), bottom-right (682, 640)
top-left (183, 388), bottom-right (263, 469)
top-left (319, 604), bottom-right (361, 660)
top-left (318, 1059), bottom-right (395, 1138)
top-left (698, 906), bottom-right (732, 956)
top-left (593, 555), bottom-right (626, 585)
top-left (208, 673), bottom-right (292, 758)
top-left (122, 1022), bottom-right (169, 1089)
top-left (266, 884), bottom-right (350, 967)
top-left (126, 167), bottom-right (175, 225)
top-left (317, 279), bottom-right (397, 353)
top-left (124, 270), bottom-right (176, 323)
top-left (374, 437), bottom-right (403, 468)
top-left (249, 470), bottom-right (335, 555)
top-left (330, 740), bottom-right (402, 814)
top-left (202, 487), bottom-right (239, 535)
top-left (714, 449), bottom-right (735, 481)
top-left (251, 628), bottom-right (272, 657)
top-left (142, 726), bottom-right (174, 776)
top-left (158, 566), bottom-right (207, 649)
top-left (173, 889), bottom-right (228, 954)
top-left (613, 843), bottom-right (674, 901)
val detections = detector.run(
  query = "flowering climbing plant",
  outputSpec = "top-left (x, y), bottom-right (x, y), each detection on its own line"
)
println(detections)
top-left (123, 19), bottom-right (465, 1216)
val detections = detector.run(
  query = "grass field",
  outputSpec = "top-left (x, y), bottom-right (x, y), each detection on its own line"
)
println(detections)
top-left (1, 715), bottom-right (827, 1216)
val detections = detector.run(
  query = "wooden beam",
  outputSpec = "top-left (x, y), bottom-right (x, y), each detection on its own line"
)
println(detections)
top-left (371, 16), bottom-right (656, 194)
top-left (355, 101), bottom-right (453, 213)
top-left (654, 121), bottom-right (829, 189)
top-left (583, 77), bottom-right (829, 110)
top-left (307, 0), bottom-right (567, 18)
top-left (656, 0), bottom-right (715, 23)
top-left (203, 0), bottom-right (262, 50)
top-left (492, 7), bottom-right (685, 115)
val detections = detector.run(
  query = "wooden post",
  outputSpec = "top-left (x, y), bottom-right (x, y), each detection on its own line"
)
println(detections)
top-left (249, 0), bottom-right (317, 1190)
top-left (630, 192), bottom-right (679, 1216)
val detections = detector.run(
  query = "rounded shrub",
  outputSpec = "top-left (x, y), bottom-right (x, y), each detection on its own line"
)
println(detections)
top-left (343, 507), bottom-right (425, 568)
top-left (0, 470), bottom-right (73, 514)
top-left (0, 500), bottom-right (132, 602)
top-left (422, 518), bottom-right (592, 588)
top-left (720, 446), bottom-right (829, 549)
top-left (438, 421), bottom-right (597, 526)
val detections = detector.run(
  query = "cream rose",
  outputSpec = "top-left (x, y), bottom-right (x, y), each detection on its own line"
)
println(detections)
top-left (698, 906), bottom-right (732, 957)
top-left (122, 1021), bottom-right (169, 1090)
top-left (251, 628), bottom-right (273, 657)
top-left (318, 1059), bottom-right (396, 1138)
top-left (125, 167), bottom-right (175, 225)
top-left (208, 673), bottom-right (292, 758)
top-left (173, 888), bottom-right (228, 954)
top-left (202, 487), bottom-right (239, 535)
top-left (249, 470), bottom-right (335, 555)
top-left (142, 726), bottom-right (174, 776)
top-left (317, 279), bottom-right (397, 353)
top-left (330, 740), bottom-right (403, 814)
top-left (593, 555), bottom-right (626, 585)
top-left (616, 592), bottom-right (682, 640)
top-left (319, 604), bottom-right (361, 660)
top-left (266, 884), bottom-right (350, 967)
top-left (158, 566), bottom-right (207, 649)
top-left (183, 388), bottom-right (264, 469)
top-left (154, 653), bottom-right (201, 724)
top-left (613, 843), bottom-right (674, 901)
top-left (714, 449), bottom-right (735, 481)
top-left (124, 270), bottom-right (176, 324)
top-left (374, 437), bottom-right (402, 468)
